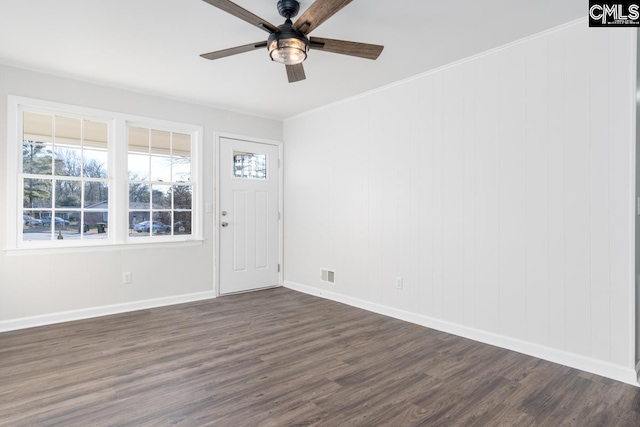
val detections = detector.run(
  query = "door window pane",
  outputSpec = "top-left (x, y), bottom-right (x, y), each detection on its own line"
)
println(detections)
top-left (233, 152), bottom-right (267, 180)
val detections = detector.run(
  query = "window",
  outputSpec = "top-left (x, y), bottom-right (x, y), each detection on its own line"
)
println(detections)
top-left (233, 151), bottom-right (267, 180)
top-left (21, 111), bottom-right (110, 242)
top-left (7, 96), bottom-right (202, 249)
top-left (127, 126), bottom-right (193, 238)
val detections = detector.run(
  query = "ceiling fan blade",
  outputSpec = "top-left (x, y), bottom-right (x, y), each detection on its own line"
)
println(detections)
top-left (200, 41), bottom-right (267, 60)
top-left (286, 63), bottom-right (306, 83)
top-left (293, 0), bottom-right (354, 34)
top-left (201, 0), bottom-right (279, 33)
top-left (310, 37), bottom-right (383, 60)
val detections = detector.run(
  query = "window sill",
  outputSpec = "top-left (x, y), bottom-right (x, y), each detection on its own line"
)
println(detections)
top-left (4, 238), bottom-right (205, 256)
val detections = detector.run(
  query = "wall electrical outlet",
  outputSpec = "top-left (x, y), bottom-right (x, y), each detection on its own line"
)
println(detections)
top-left (123, 272), bottom-right (132, 284)
top-left (396, 277), bottom-right (403, 290)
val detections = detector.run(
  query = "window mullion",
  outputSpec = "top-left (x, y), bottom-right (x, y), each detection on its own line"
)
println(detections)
top-left (112, 115), bottom-right (128, 244)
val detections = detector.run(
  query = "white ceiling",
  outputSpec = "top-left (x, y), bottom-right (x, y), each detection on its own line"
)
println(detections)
top-left (0, 0), bottom-right (585, 120)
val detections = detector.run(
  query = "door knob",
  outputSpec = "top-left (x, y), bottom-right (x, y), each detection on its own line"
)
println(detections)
top-left (221, 211), bottom-right (227, 216)
top-left (221, 222), bottom-right (229, 227)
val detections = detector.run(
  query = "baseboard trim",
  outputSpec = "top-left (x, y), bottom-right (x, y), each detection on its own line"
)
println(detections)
top-left (0, 291), bottom-right (217, 333)
top-left (284, 281), bottom-right (639, 387)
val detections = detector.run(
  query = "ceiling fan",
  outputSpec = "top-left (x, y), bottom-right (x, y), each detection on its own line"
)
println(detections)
top-left (200, 0), bottom-right (384, 83)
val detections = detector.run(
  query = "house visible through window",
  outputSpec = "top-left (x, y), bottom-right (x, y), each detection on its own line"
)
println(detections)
top-left (128, 126), bottom-right (193, 238)
top-left (9, 96), bottom-right (202, 249)
top-left (22, 111), bottom-right (109, 242)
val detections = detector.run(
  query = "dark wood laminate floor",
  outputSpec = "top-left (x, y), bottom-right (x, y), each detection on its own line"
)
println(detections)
top-left (1, 288), bottom-right (640, 426)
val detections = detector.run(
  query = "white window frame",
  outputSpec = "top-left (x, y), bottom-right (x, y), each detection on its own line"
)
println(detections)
top-left (6, 96), bottom-right (204, 251)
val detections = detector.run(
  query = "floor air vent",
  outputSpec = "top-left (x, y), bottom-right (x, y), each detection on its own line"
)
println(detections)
top-left (321, 269), bottom-right (335, 284)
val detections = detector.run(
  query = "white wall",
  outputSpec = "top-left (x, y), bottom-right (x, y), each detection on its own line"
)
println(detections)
top-left (0, 64), bottom-right (282, 327)
top-left (284, 22), bottom-right (637, 384)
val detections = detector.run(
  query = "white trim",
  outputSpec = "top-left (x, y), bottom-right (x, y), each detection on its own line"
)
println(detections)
top-left (284, 280), bottom-right (640, 387)
top-left (629, 29), bottom-right (638, 378)
top-left (215, 132), bottom-right (284, 297)
top-left (6, 95), bottom-right (204, 250)
top-left (0, 291), bottom-right (216, 333)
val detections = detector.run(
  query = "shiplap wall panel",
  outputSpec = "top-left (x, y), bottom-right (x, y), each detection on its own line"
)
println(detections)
top-left (366, 97), bottom-right (384, 305)
top-left (524, 36), bottom-right (550, 347)
top-left (417, 77), bottom-right (436, 316)
top-left (609, 30), bottom-right (634, 367)
top-left (589, 29), bottom-right (612, 363)
top-left (462, 62), bottom-right (477, 327)
top-left (473, 54), bottom-right (502, 334)
top-left (546, 29), bottom-right (568, 352)
top-left (283, 23), bottom-right (636, 372)
top-left (442, 66), bottom-right (466, 325)
top-left (498, 48), bottom-right (528, 339)
top-left (563, 24), bottom-right (592, 358)
top-left (432, 73), bottom-right (445, 320)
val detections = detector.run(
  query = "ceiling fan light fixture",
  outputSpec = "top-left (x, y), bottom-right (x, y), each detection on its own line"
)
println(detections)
top-left (268, 36), bottom-right (308, 65)
top-left (267, 17), bottom-right (309, 66)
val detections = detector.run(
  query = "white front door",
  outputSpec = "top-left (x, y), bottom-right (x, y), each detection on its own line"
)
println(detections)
top-left (219, 137), bottom-right (280, 295)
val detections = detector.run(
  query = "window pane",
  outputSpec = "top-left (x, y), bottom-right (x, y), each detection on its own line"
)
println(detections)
top-left (83, 149), bottom-right (108, 178)
top-left (173, 133), bottom-right (190, 156)
top-left (174, 211), bottom-right (191, 235)
top-left (23, 178), bottom-right (52, 208)
top-left (128, 153), bottom-right (149, 180)
top-left (55, 116), bottom-right (81, 147)
top-left (173, 185), bottom-right (192, 209)
top-left (152, 185), bottom-right (171, 209)
top-left (24, 112), bottom-right (52, 143)
top-left (128, 127), bottom-right (149, 153)
top-left (173, 156), bottom-right (191, 182)
top-left (53, 210), bottom-right (80, 240)
top-left (152, 211), bottom-right (172, 236)
top-left (151, 130), bottom-right (170, 155)
top-left (173, 133), bottom-right (191, 182)
top-left (150, 155), bottom-right (171, 182)
top-left (23, 141), bottom-right (52, 175)
top-left (129, 184), bottom-right (150, 210)
top-left (233, 152), bottom-right (267, 180)
top-left (55, 180), bottom-right (82, 208)
top-left (83, 120), bottom-right (108, 149)
top-left (84, 211), bottom-right (109, 239)
top-left (54, 146), bottom-right (82, 177)
top-left (84, 182), bottom-right (109, 207)
top-left (126, 125), bottom-right (195, 241)
top-left (23, 210), bottom-right (50, 242)
top-left (130, 211), bottom-right (150, 237)
top-left (41, 212), bottom-right (71, 231)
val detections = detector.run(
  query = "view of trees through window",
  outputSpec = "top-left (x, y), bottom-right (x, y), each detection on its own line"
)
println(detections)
top-left (22, 112), bottom-right (109, 242)
top-left (128, 126), bottom-right (192, 237)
